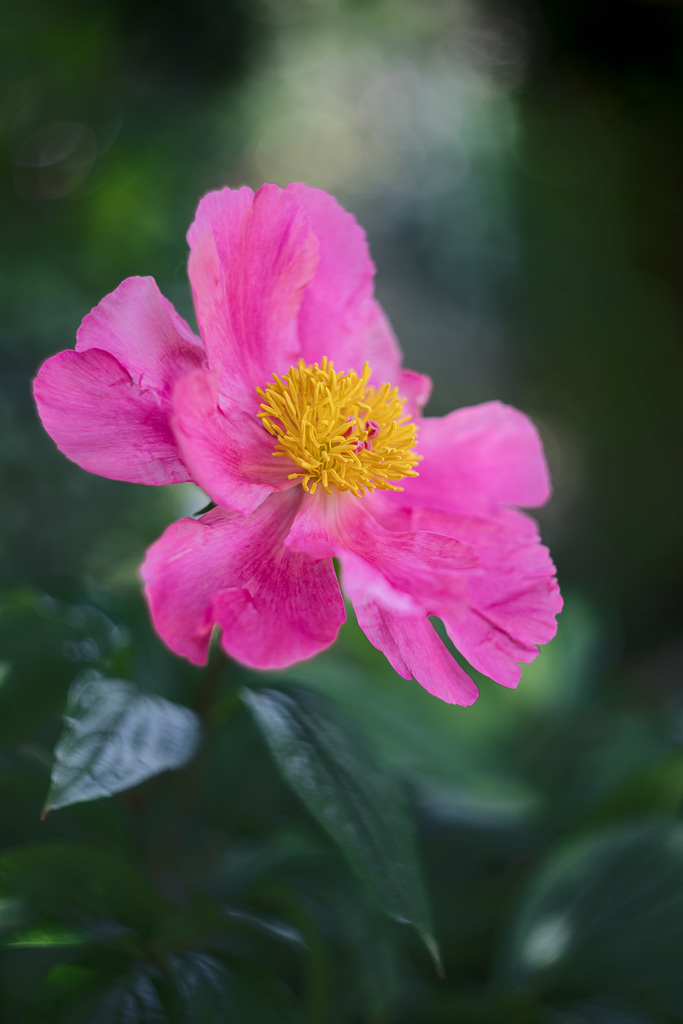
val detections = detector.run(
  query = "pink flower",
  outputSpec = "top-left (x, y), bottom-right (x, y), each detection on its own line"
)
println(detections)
top-left (33, 183), bottom-right (561, 705)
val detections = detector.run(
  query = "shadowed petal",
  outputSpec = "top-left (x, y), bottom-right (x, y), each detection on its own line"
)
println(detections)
top-left (141, 490), bottom-right (345, 669)
top-left (172, 370), bottom-right (294, 514)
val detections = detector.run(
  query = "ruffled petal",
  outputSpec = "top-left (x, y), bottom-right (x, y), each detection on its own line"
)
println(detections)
top-left (287, 495), bottom-right (479, 704)
top-left (141, 490), bottom-right (345, 669)
top-left (411, 506), bottom-right (562, 688)
top-left (446, 579), bottom-right (561, 689)
top-left (34, 276), bottom-right (205, 484)
top-left (286, 184), bottom-right (410, 391)
top-left (187, 184), bottom-right (318, 405)
top-left (341, 555), bottom-right (479, 706)
top-left (404, 401), bottom-right (551, 515)
top-left (76, 275), bottom-right (204, 388)
top-left (33, 348), bottom-right (190, 484)
top-left (172, 370), bottom-right (294, 514)
top-left (286, 493), bottom-right (477, 606)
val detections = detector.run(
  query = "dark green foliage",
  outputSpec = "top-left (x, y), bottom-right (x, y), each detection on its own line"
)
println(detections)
top-left (2, 0), bottom-right (683, 1019)
top-left (1, 586), bottom-right (682, 1021)
top-left (242, 685), bottom-right (438, 966)
top-left (498, 823), bottom-right (683, 1020)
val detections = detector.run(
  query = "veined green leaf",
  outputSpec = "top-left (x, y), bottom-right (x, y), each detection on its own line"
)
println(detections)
top-left (45, 675), bottom-right (201, 812)
top-left (242, 685), bottom-right (439, 968)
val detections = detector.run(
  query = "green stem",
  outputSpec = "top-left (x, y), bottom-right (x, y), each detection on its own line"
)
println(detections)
top-left (148, 646), bottom-right (236, 885)
top-left (195, 645), bottom-right (229, 722)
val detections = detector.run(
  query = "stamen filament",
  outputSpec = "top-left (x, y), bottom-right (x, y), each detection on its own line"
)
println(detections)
top-left (256, 357), bottom-right (420, 496)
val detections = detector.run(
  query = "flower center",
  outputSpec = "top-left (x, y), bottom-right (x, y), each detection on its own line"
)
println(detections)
top-left (256, 358), bottom-right (420, 496)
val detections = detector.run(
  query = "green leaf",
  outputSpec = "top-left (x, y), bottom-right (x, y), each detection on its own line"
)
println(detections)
top-left (242, 685), bottom-right (439, 966)
top-left (39, 953), bottom-right (302, 1024)
top-left (5, 922), bottom-right (86, 947)
top-left (164, 953), bottom-right (302, 1023)
top-left (164, 953), bottom-right (230, 1022)
top-left (45, 675), bottom-right (202, 812)
top-left (91, 967), bottom-right (167, 1024)
top-left (34, 962), bottom-right (168, 1024)
top-left (497, 822), bottom-right (683, 1019)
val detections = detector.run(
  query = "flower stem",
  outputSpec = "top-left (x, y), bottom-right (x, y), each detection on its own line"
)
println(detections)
top-left (195, 644), bottom-right (229, 723)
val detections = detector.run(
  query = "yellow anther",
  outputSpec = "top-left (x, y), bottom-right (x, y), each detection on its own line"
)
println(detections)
top-left (256, 357), bottom-right (420, 496)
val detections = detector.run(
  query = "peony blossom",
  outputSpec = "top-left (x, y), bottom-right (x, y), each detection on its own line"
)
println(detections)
top-left (33, 183), bottom-right (561, 705)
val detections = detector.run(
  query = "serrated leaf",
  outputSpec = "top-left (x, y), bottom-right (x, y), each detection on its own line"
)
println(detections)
top-left (242, 685), bottom-right (439, 966)
top-left (45, 675), bottom-right (202, 812)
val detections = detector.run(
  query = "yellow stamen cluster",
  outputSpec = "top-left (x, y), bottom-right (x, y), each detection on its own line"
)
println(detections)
top-left (256, 357), bottom-right (420, 496)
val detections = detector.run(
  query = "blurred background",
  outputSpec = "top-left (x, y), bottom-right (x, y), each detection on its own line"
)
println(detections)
top-left (2, 0), bottom-right (683, 1020)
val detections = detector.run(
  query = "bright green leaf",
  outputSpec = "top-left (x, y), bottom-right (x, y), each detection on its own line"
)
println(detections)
top-left (5, 922), bottom-right (85, 947)
top-left (45, 675), bottom-right (202, 812)
top-left (242, 685), bottom-right (439, 967)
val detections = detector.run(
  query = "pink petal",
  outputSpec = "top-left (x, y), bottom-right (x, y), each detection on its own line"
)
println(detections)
top-left (172, 370), bottom-right (294, 514)
top-left (286, 494), bottom-right (483, 703)
top-left (141, 490), bottom-right (345, 669)
top-left (450, 549), bottom-right (562, 688)
top-left (187, 184), bottom-right (318, 405)
top-left (341, 554), bottom-right (478, 705)
top-left (397, 366), bottom-right (433, 418)
top-left (75, 276), bottom-right (202, 387)
top-left (405, 401), bottom-right (551, 515)
top-left (76, 276), bottom-right (204, 393)
top-left (286, 184), bottom-right (415, 393)
top-left (412, 506), bottom-right (562, 688)
top-left (33, 348), bottom-right (191, 484)
top-left (34, 276), bottom-right (205, 484)
top-left (286, 493), bottom-right (477, 606)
